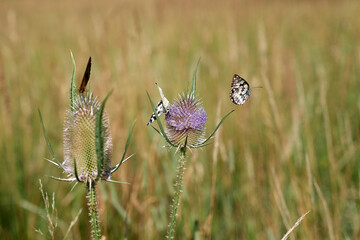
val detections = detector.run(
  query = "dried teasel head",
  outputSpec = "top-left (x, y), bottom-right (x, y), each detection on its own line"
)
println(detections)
top-left (62, 57), bottom-right (113, 183)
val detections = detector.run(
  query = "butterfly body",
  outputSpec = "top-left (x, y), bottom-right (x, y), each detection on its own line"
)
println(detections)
top-left (229, 74), bottom-right (251, 105)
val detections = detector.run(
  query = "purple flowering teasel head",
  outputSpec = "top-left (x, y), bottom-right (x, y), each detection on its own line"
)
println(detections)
top-left (147, 59), bottom-right (233, 150)
top-left (146, 59), bottom-right (234, 239)
top-left (165, 93), bottom-right (207, 147)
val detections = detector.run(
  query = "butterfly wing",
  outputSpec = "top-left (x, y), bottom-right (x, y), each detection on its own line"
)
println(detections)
top-left (79, 57), bottom-right (92, 94)
top-left (147, 83), bottom-right (170, 125)
top-left (230, 74), bottom-right (251, 105)
top-left (147, 100), bottom-right (167, 126)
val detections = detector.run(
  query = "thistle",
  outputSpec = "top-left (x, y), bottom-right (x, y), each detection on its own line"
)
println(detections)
top-left (147, 58), bottom-right (233, 239)
top-left (62, 57), bottom-right (114, 183)
top-left (39, 53), bottom-right (135, 239)
top-left (165, 93), bottom-right (207, 148)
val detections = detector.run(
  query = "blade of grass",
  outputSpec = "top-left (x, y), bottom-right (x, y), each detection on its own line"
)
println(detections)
top-left (281, 210), bottom-right (311, 240)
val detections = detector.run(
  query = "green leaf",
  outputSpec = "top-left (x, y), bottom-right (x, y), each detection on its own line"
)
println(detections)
top-left (38, 110), bottom-right (66, 172)
top-left (198, 110), bottom-right (234, 147)
top-left (111, 120), bottom-right (136, 174)
top-left (69, 50), bottom-right (77, 111)
top-left (191, 57), bottom-right (201, 96)
top-left (95, 91), bottom-right (112, 180)
top-left (73, 158), bottom-right (81, 182)
top-left (150, 125), bottom-right (162, 136)
top-left (147, 91), bottom-right (176, 147)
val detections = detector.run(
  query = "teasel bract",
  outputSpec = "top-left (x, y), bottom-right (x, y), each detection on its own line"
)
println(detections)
top-left (39, 53), bottom-right (135, 239)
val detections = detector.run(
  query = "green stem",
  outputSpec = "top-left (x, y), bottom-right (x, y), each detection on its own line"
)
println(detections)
top-left (166, 147), bottom-right (187, 239)
top-left (87, 181), bottom-right (101, 240)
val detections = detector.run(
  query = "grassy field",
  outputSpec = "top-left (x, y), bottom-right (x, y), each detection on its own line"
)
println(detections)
top-left (0, 0), bottom-right (359, 239)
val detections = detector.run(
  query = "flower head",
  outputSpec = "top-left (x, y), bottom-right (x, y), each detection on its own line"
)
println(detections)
top-left (39, 55), bottom-right (134, 185)
top-left (165, 93), bottom-right (207, 147)
top-left (147, 58), bottom-right (233, 151)
top-left (63, 91), bottom-right (113, 183)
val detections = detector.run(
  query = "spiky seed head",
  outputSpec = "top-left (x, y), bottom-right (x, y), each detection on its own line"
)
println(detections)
top-left (63, 92), bottom-right (113, 183)
top-left (165, 93), bottom-right (207, 148)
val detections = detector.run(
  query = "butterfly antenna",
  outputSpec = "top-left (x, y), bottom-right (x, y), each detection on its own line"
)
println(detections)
top-left (79, 57), bottom-right (92, 94)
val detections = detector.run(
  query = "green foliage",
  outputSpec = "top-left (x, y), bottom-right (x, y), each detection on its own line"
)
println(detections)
top-left (70, 51), bottom-right (77, 111)
top-left (95, 91), bottom-right (112, 180)
top-left (191, 57), bottom-right (201, 96)
top-left (38, 110), bottom-right (65, 172)
top-left (111, 120), bottom-right (136, 174)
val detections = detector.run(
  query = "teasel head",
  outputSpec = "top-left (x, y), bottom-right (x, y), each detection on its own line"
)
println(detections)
top-left (165, 93), bottom-right (207, 148)
top-left (61, 57), bottom-right (112, 183)
top-left (39, 54), bottom-right (134, 185)
top-left (63, 91), bottom-right (113, 182)
top-left (147, 58), bottom-right (234, 151)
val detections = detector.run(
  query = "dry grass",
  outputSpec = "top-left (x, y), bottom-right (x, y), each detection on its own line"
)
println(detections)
top-left (0, 0), bottom-right (359, 239)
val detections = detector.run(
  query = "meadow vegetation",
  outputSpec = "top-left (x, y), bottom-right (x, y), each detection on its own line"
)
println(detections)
top-left (0, 0), bottom-right (359, 239)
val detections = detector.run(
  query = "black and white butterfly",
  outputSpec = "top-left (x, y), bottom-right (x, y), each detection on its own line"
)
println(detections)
top-left (229, 74), bottom-right (251, 105)
top-left (147, 83), bottom-right (170, 126)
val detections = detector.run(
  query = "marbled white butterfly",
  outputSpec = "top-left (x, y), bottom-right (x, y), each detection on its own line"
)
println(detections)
top-left (147, 83), bottom-right (170, 125)
top-left (229, 74), bottom-right (251, 105)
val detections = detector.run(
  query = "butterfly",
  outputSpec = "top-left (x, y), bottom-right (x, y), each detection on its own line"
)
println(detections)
top-left (147, 83), bottom-right (170, 125)
top-left (79, 57), bottom-right (92, 94)
top-left (229, 74), bottom-right (251, 105)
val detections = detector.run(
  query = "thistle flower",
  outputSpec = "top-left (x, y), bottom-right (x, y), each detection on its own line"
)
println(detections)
top-left (146, 59), bottom-right (233, 239)
top-left (165, 93), bottom-right (207, 148)
top-left (147, 60), bottom-right (233, 150)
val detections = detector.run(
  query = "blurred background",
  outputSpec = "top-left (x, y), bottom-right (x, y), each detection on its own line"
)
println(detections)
top-left (0, 0), bottom-right (359, 239)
